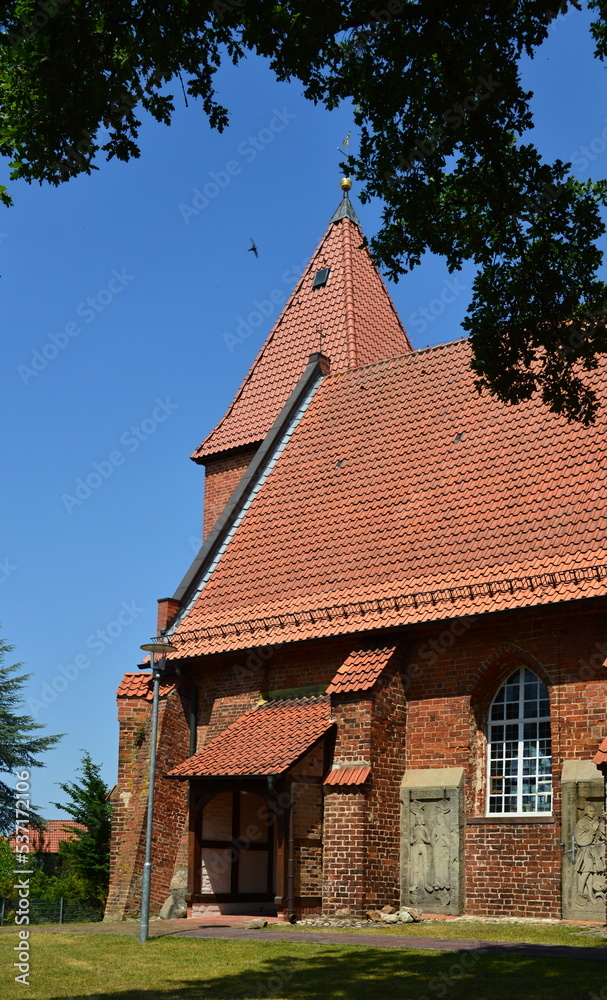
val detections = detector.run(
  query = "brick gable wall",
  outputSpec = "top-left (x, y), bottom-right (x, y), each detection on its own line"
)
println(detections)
top-left (105, 688), bottom-right (189, 920)
top-left (201, 446), bottom-right (258, 540)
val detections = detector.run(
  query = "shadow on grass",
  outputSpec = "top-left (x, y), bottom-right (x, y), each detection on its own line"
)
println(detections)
top-left (48, 945), bottom-right (600, 1000)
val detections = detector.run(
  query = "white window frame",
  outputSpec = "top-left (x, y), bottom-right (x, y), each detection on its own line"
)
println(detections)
top-left (486, 666), bottom-right (552, 816)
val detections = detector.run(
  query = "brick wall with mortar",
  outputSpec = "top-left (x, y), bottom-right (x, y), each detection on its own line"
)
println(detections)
top-left (366, 657), bottom-right (407, 910)
top-left (191, 636), bottom-right (360, 748)
top-left (109, 598), bottom-right (606, 920)
top-left (291, 743), bottom-right (325, 902)
top-left (201, 446), bottom-right (258, 540)
top-left (322, 694), bottom-right (372, 914)
top-left (106, 696), bottom-right (150, 919)
top-left (105, 687), bottom-right (190, 920)
top-left (402, 598), bottom-right (606, 918)
top-left (322, 788), bottom-right (368, 914)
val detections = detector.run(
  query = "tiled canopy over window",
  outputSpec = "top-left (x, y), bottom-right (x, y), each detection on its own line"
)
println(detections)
top-left (487, 667), bottom-right (552, 815)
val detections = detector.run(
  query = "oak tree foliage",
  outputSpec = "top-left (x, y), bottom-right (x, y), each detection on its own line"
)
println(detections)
top-left (3, 1), bottom-right (607, 419)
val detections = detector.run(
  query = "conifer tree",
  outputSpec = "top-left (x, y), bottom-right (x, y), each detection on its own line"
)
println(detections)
top-left (51, 752), bottom-right (111, 905)
top-left (0, 634), bottom-right (62, 834)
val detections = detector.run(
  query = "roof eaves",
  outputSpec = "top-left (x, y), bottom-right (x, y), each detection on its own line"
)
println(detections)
top-left (169, 353), bottom-right (330, 613)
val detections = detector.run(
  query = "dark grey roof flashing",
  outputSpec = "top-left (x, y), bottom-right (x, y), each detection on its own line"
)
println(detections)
top-left (171, 353), bottom-right (331, 607)
top-left (330, 194), bottom-right (361, 227)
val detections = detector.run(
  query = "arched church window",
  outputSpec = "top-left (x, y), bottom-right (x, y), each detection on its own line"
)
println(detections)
top-left (487, 666), bottom-right (552, 815)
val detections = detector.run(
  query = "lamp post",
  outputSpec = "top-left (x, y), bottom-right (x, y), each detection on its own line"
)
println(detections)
top-left (138, 641), bottom-right (176, 943)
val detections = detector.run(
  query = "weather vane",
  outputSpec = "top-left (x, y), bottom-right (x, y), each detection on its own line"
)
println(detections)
top-left (337, 131), bottom-right (351, 157)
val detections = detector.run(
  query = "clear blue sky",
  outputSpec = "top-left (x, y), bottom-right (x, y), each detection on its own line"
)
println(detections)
top-left (2, 8), bottom-right (606, 817)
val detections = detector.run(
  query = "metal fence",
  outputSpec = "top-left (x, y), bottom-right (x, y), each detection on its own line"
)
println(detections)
top-left (0, 897), bottom-right (103, 925)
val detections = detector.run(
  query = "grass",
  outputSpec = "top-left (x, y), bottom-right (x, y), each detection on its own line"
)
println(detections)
top-left (0, 929), bottom-right (605, 1000)
top-left (272, 918), bottom-right (607, 947)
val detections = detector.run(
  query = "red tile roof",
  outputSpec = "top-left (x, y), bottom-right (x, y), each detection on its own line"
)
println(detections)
top-left (169, 340), bottom-right (607, 656)
top-left (168, 697), bottom-right (333, 778)
top-left (191, 203), bottom-right (411, 462)
top-left (116, 672), bottom-right (175, 701)
top-left (593, 736), bottom-right (607, 767)
top-left (323, 765), bottom-right (371, 786)
top-left (9, 820), bottom-right (84, 853)
top-left (327, 644), bottom-right (397, 695)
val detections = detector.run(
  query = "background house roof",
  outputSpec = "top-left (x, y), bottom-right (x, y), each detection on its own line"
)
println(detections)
top-left (168, 696), bottom-right (333, 777)
top-left (9, 820), bottom-right (84, 854)
top-left (169, 339), bottom-right (607, 655)
top-left (191, 202), bottom-right (412, 462)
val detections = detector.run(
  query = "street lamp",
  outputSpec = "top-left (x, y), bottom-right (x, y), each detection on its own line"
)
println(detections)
top-left (138, 641), bottom-right (176, 943)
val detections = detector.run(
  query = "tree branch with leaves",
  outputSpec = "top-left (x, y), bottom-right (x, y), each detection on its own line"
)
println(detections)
top-left (2, 0), bottom-right (607, 419)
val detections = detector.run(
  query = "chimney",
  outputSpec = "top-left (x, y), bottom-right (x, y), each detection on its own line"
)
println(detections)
top-left (157, 597), bottom-right (181, 634)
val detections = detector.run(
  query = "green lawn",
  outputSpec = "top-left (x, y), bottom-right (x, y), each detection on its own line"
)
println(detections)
top-left (1, 931), bottom-right (605, 1000)
top-left (274, 918), bottom-right (607, 947)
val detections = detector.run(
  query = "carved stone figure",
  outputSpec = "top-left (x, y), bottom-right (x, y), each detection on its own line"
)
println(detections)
top-left (409, 801), bottom-right (432, 896)
top-left (408, 798), bottom-right (455, 904)
top-left (401, 769), bottom-right (464, 915)
top-left (574, 804), bottom-right (605, 907)
top-left (431, 803), bottom-right (452, 892)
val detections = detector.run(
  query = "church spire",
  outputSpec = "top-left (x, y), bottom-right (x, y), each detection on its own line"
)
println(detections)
top-left (329, 177), bottom-right (361, 226)
top-left (191, 181), bottom-right (412, 464)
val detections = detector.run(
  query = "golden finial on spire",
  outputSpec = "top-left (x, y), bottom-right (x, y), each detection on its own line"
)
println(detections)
top-left (340, 177), bottom-right (352, 192)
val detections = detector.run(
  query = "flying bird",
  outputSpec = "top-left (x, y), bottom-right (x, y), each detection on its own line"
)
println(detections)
top-left (248, 239), bottom-right (258, 258)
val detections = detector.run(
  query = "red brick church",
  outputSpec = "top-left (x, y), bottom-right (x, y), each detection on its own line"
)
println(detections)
top-left (106, 183), bottom-right (607, 923)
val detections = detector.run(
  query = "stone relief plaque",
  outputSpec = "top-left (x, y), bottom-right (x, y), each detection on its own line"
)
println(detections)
top-left (562, 761), bottom-right (606, 921)
top-left (401, 768), bottom-right (464, 915)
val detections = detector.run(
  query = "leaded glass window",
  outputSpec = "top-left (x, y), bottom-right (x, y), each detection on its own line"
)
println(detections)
top-left (487, 667), bottom-right (552, 815)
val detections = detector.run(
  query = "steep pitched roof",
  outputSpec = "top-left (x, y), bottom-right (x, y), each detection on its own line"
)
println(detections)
top-left (168, 696), bottom-right (333, 778)
top-left (327, 643), bottom-right (398, 695)
top-left (191, 194), bottom-right (411, 462)
top-left (167, 339), bottom-right (607, 656)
